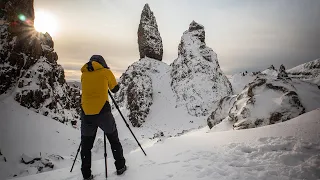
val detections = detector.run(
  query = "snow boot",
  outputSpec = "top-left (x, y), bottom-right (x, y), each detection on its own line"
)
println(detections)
top-left (116, 165), bottom-right (127, 175)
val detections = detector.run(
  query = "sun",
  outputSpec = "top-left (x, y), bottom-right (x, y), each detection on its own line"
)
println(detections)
top-left (34, 10), bottom-right (58, 36)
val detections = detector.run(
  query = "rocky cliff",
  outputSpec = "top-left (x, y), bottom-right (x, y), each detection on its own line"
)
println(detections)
top-left (0, 0), bottom-right (80, 126)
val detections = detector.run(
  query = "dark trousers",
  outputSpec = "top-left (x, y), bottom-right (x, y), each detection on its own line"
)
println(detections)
top-left (80, 102), bottom-right (126, 179)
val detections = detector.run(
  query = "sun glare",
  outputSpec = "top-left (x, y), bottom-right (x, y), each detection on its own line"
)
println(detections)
top-left (34, 10), bottom-right (58, 36)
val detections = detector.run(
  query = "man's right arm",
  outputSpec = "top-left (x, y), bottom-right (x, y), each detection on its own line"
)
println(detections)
top-left (106, 69), bottom-right (119, 93)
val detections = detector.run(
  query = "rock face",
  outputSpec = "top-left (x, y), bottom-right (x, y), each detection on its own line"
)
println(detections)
top-left (227, 76), bottom-right (305, 130)
top-left (137, 4), bottom-right (163, 61)
top-left (114, 58), bottom-right (156, 127)
top-left (0, 0), bottom-right (80, 126)
top-left (170, 21), bottom-right (233, 116)
top-left (207, 95), bottom-right (236, 128)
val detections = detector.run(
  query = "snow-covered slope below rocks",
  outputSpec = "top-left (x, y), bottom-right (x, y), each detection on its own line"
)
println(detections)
top-left (0, 97), bottom-right (80, 179)
top-left (14, 109), bottom-right (320, 180)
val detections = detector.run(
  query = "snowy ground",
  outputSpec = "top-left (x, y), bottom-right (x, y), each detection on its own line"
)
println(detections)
top-left (0, 62), bottom-right (207, 179)
top-left (1, 60), bottom-right (320, 179)
top-left (12, 109), bottom-right (320, 180)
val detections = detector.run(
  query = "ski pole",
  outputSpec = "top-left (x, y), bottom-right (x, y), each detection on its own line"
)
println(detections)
top-left (108, 90), bottom-right (147, 156)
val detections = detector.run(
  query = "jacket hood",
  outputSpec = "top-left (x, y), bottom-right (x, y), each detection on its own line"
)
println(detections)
top-left (90, 55), bottom-right (109, 69)
top-left (81, 61), bottom-right (105, 73)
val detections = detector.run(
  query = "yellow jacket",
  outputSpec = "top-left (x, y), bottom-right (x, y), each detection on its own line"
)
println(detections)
top-left (81, 61), bottom-right (118, 115)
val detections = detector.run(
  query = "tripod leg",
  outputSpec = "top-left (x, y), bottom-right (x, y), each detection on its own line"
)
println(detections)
top-left (108, 90), bottom-right (147, 156)
top-left (70, 142), bottom-right (81, 172)
top-left (104, 135), bottom-right (108, 178)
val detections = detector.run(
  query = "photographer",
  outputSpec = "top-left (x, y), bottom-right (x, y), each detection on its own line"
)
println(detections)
top-left (80, 55), bottom-right (126, 180)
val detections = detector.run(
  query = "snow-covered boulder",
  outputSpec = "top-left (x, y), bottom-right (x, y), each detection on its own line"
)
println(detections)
top-left (207, 95), bottom-right (236, 128)
top-left (261, 65), bottom-right (278, 77)
top-left (0, 0), bottom-right (80, 126)
top-left (287, 58), bottom-right (320, 85)
top-left (228, 76), bottom-right (305, 130)
top-left (138, 4), bottom-right (163, 61)
top-left (170, 21), bottom-right (233, 116)
top-left (115, 58), bottom-right (160, 127)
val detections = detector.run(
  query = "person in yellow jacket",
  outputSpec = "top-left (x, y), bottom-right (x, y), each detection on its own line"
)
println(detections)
top-left (80, 55), bottom-right (126, 180)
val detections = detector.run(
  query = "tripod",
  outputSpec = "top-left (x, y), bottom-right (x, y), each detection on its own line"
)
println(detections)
top-left (70, 90), bottom-right (147, 176)
top-left (70, 135), bottom-right (108, 178)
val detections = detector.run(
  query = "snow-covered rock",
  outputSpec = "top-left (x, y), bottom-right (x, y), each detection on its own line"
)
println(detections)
top-left (115, 58), bottom-right (159, 127)
top-left (137, 4), bottom-right (163, 61)
top-left (0, 0), bottom-right (80, 126)
top-left (228, 76), bottom-right (305, 130)
top-left (287, 58), bottom-right (320, 85)
top-left (207, 95), bottom-right (236, 128)
top-left (261, 65), bottom-right (278, 77)
top-left (170, 21), bottom-right (233, 116)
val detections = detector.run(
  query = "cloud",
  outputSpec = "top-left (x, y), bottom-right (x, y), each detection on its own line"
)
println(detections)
top-left (36, 0), bottom-right (320, 79)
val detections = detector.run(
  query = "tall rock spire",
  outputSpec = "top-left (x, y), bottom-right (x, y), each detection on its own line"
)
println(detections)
top-left (170, 21), bottom-right (233, 116)
top-left (137, 3), bottom-right (163, 61)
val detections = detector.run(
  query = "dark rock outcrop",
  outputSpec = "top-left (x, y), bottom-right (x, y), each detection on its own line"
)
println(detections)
top-left (170, 21), bottom-right (233, 116)
top-left (207, 95), bottom-right (236, 128)
top-left (114, 58), bottom-right (157, 127)
top-left (0, 0), bottom-right (80, 126)
top-left (137, 4), bottom-right (163, 61)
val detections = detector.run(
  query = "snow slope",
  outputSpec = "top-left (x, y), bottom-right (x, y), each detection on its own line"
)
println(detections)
top-left (0, 97), bottom-right (80, 179)
top-left (13, 109), bottom-right (320, 180)
top-left (0, 97), bottom-right (143, 179)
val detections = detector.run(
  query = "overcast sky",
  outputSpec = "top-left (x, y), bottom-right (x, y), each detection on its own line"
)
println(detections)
top-left (34, 0), bottom-right (320, 80)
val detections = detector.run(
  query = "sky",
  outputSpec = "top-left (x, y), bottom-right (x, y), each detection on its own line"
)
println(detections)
top-left (34, 0), bottom-right (320, 81)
